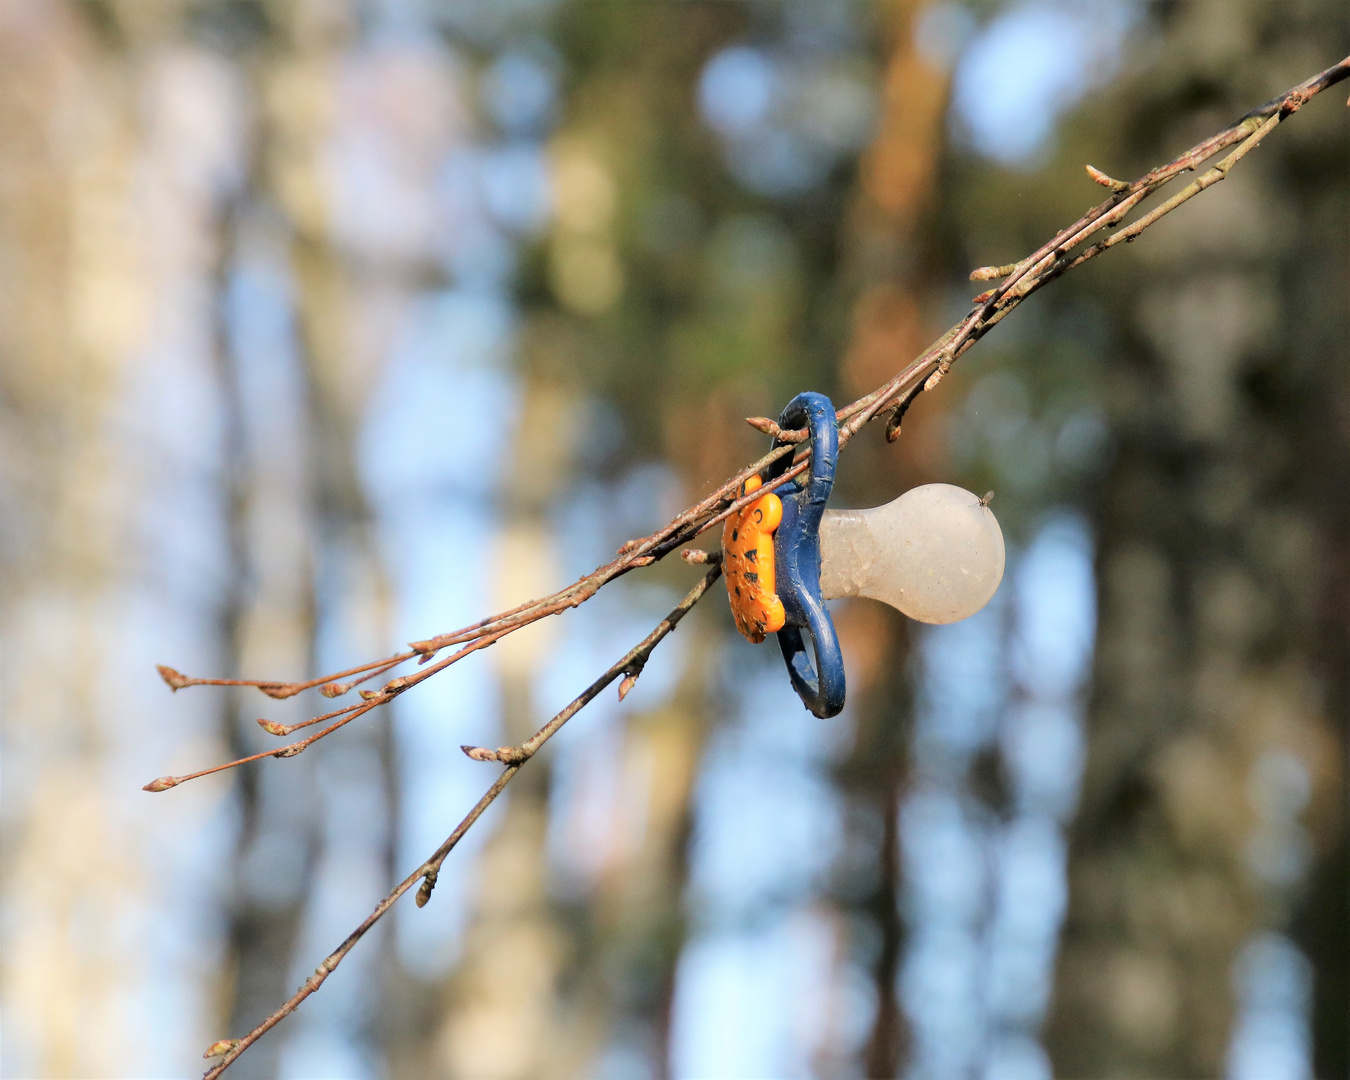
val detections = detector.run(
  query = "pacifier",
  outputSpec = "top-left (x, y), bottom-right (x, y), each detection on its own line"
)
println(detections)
top-left (722, 392), bottom-right (1005, 718)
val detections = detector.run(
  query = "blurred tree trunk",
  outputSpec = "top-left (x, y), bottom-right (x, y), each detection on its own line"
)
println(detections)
top-left (217, 6), bottom-right (398, 1072)
top-left (0, 8), bottom-right (141, 1074)
top-left (1045, 6), bottom-right (1349, 1076)
top-left (831, 2), bottom-right (956, 1073)
top-left (209, 189), bottom-right (325, 1080)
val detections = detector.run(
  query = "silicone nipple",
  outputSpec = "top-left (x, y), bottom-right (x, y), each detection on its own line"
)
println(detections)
top-left (818, 483), bottom-right (1005, 624)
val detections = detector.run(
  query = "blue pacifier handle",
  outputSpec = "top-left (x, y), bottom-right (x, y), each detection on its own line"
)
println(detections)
top-left (764, 392), bottom-right (846, 719)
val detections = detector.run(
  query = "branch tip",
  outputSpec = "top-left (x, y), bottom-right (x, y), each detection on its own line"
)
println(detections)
top-left (143, 776), bottom-right (179, 793)
top-left (1086, 164), bottom-right (1129, 191)
top-left (680, 548), bottom-right (717, 564)
top-left (884, 388), bottom-right (922, 444)
top-left (256, 718), bottom-right (288, 736)
top-left (461, 743), bottom-right (526, 764)
top-left (745, 415), bottom-right (807, 442)
top-left (157, 665), bottom-right (190, 691)
top-left (969, 262), bottom-right (1017, 281)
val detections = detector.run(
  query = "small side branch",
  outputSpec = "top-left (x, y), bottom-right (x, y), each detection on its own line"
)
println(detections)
top-left (201, 563), bottom-right (722, 1079)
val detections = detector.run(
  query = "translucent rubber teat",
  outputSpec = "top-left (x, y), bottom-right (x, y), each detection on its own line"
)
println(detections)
top-left (819, 483), bottom-right (1004, 624)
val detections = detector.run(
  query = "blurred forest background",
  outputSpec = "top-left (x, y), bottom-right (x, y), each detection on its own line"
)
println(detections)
top-left (1, 1), bottom-right (1346, 1078)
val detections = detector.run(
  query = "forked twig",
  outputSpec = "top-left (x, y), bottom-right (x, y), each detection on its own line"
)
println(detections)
top-left (178, 56), bottom-right (1349, 1073)
top-left (201, 561), bottom-right (723, 1079)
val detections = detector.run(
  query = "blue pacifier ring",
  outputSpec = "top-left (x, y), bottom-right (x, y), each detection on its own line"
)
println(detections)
top-left (764, 392), bottom-right (846, 719)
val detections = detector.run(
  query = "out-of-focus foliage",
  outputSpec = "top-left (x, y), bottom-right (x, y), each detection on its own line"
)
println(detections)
top-left (1, 1), bottom-right (1345, 1078)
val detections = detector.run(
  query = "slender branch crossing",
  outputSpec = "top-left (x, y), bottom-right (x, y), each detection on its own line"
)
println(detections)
top-left (172, 56), bottom-right (1350, 1075)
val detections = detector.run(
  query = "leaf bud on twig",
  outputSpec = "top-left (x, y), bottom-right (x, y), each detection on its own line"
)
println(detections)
top-left (157, 665), bottom-right (190, 691)
top-left (884, 389), bottom-right (922, 444)
top-left (744, 416), bottom-right (808, 442)
top-left (143, 776), bottom-right (179, 793)
top-left (204, 1040), bottom-right (239, 1059)
top-left (415, 869), bottom-right (437, 908)
top-left (969, 263), bottom-right (1018, 281)
top-left (1085, 163), bottom-right (1129, 191)
top-left (256, 719), bottom-right (288, 736)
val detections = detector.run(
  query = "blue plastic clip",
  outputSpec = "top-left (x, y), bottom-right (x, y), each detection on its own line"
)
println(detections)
top-left (763, 392), bottom-right (846, 719)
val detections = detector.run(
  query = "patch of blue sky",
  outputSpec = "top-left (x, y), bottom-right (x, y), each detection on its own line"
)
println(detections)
top-left (359, 288), bottom-right (518, 510)
top-left (1010, 512), bottom-right (1096, 701)
top-left (900, 787), bottom-right (989, 927)
top-left (698, 40), bottom-right (877, 198)
top-left (685, 666), bottom-right (845, 921)
top-left (279, 1010), bottom-right (380, 1080)
top-left (902, 922), bottom-right (985, 1078)
top-left (358, 281), bottom-right (518, 978)
top-left (437, 147), bottom-right (524, 286)
top-left (480, 43), bottom-right (560, 138)
top-left (477, 142), bottom-right (553, 234)
top-left (377, 499), bottom-right (502, 970)
top-left (950, 0), bottom-right (1140, 168)
top-left (669, 908), bottom-right (838, 1079)
top-left (1001, 701), bottom-right (1085, 818)
top-left (394, 752), bottom-right (503, 978)
top-left (1227, 934), bottom-right (1314, 1080)
top-left (914, 590), bottom-right (1010, 767)
top-left (984, 816), bottom-right (1069, 1021)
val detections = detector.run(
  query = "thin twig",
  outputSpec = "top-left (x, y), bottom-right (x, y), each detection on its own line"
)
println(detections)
top-left (201, 562), bottom-right (723, 1078)
top-left (170, 55), bottom-right (1350, 1076)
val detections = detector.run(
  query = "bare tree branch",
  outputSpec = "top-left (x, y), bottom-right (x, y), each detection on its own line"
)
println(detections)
top-left (179, 55), bottom-right (1350, 1074)
top-left (201, 560), bottom-right (723, 1078)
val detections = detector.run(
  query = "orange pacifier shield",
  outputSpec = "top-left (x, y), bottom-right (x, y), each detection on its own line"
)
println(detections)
top-left (721, 475), bottom-right (786, 643)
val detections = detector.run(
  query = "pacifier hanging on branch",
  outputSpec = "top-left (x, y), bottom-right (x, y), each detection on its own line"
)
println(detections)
top-left (722, 392), bottom-right (1005, 719)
